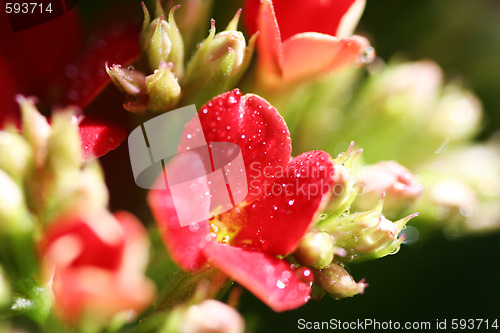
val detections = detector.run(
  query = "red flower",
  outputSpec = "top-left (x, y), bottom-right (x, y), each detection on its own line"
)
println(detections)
top-left (148, 89), bottom-right (336, 311)
top-left (243, 0), bottom-right (369, 87)
top-left (40, 210), bottom-right (155, 323)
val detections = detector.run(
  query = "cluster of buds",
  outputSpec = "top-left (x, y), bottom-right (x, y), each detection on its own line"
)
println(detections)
top-left (291, 145), bottom-right (420, 299)
top-left (106, 2), bottom-right (256, 113)
top-left (0, 98), bottom-right (153, 329)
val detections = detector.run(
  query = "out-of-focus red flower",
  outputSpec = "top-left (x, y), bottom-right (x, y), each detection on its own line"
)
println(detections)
top-left (149, 89), bottom-right (336, 311)
top-left (0, 9), bottom-right (138, 157)
top-left (243, 0), bottom-right (369, 87)
top-left (39, 210), bottom-right (155, 323)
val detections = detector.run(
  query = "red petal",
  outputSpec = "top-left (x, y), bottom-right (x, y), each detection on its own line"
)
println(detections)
top-left (282, 33), bottom-right (369, 81)
top-left (113, 211), bottom-right (150, 270)
top-left (148, 155), bottom-right (211, 271)
top-left (203, 241), bottom-right (311, 312)
top-left (79, 118), bottom-right (126, 160)
top-left (232, 151), bottom-right (335, 255)
top-left (41, 212), bottom-right (125, 272)
top-left (251, 0), bottom-right (284, 79)
top-left (63, 24), bottom-right (140, 108)
top-left (244, 0), bottom-right (358, 40)
top-left (181, 89), bottom-right (292, 202)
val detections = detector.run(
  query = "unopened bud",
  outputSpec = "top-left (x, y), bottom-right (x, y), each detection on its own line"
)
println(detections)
top-left (183, 11), bottom-right (256, 105)
top-left (294, 231), bottom-right (334, 269)
top-left (170, 0), bottom-right (214, 56)
top-left (146, 62), bottom-right (182, 111)
top-left (354, 161), bottom-right (422, 216)
top-left (315, 262), bottom-right (367, 298)
top-left (0, 266), bottom-right (10, 308)
top-left (17, 95), bottom-right (51, 167)
top-left (429, 89), bottom-right (482, 142)
top-left (325, 199), bottom-right (418, 261)
top-left (142, 5), bottom-right (184, 76)
top-left (0, 131), bottom-right (32, 182)
top-left (374, 60), bottom-right (442, 111)
top-left (44, 161), bottom-right (109, 222)
top-left (105, 63), bottom-right (147, 96)
top-left (178, 300), bottom-right (245, 333)
top-left (0, 170), bottom-right (37, 279)
top-left (323, 143), bottom-right (360, 219)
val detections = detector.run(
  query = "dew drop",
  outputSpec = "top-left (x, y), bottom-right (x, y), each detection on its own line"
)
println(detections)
top-left (189, 223), bottom-right (200, 232)
top-left (295, 267), bottom-right (314, 285)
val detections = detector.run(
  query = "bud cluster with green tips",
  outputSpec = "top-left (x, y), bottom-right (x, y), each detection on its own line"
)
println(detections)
top-left (107, 1), bottom-right (256, 113)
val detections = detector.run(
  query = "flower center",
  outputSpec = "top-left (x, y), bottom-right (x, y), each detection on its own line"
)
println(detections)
top-left (208, 204), bottom-right (248, 245)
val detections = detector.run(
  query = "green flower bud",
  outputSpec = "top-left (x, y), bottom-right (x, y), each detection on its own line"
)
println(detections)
top-left (142, 5), bottom-right (184, 77)
top-left (45, 109), bottom-right (82, 179)
top-left (0, 266), bottom-right (11, 308)
top-left (105, 62), bottom-right (147, 96)
top-left (169, 0), bottom-right (214, 57)
top-left (17, 95), bottom-right (51, 167)
top-left (0, 130), bottom-right (32, 183)
top-left (0, 169), bottom-right (29, 232)
top-left (314, 262), bottom-right (367, 298)
top-left (44, 161), bottom-right (108, 223)
top-left (294, 231), bottom-right (335, 269)
top-left (183, 11), bottom-right (257, 105)
top-left (324, 199), bottom-right (418, 261)
top-left (0, 170), bottom-right (37, 279)
top-left (353, 160), bottom-right (422, 218)
top-left (146, 62), bottom-right (182, 111)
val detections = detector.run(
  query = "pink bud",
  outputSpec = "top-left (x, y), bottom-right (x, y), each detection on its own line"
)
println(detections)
top-left (355, 161), bottom-right (422, 215)
top-left (315, 262), bottom-right (367, 298)
top-left (40, 210), bottom-right (155, 324)
top-left (179, 300), bottom-right (245, 333)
